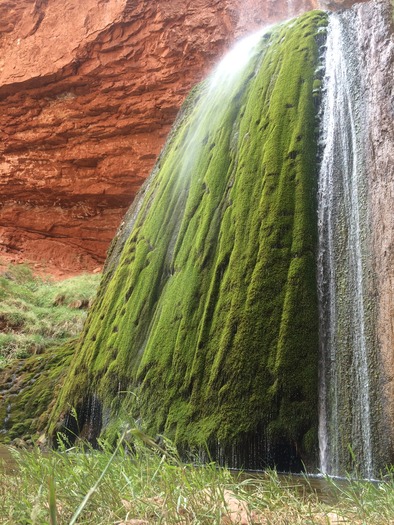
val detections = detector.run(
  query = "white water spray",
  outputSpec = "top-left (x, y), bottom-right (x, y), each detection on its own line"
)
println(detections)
top-left (176, 26), bottom-right (270, 183)
top-left (317, 11), bottom-right (374, 478)
top-left (209, 27), bottom-right (269, 90)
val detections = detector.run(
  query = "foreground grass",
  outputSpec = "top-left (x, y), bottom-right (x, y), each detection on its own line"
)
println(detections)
top-left (1, 435), bottom-right (394, 525)
top-left (0, 263), bottom-right (100, 368)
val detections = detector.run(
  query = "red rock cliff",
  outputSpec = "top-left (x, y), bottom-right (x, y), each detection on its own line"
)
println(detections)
top-left (0, 0), bottom-right (367, 274)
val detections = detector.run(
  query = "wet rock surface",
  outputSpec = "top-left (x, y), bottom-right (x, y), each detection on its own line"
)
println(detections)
top-left (358, 0), bottom-right (394, 463)
top-left (319, 0), bottom-right (371, 9)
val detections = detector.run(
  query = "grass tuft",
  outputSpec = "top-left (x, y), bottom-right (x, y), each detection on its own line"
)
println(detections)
top-left (0, 262), bottom-right (100, 367)
top-left (1, 433), bottom-right (394, 524)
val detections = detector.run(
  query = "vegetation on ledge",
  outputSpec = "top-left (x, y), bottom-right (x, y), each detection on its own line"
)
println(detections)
top-left (0, 263), bottom-right (100, 444)
top-left (0, 262), bottom-right (100, 368)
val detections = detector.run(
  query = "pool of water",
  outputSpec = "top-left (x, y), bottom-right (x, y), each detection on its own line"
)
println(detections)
top-left (276, 473), bottom-right (349, 504)
top-left (233, 470), bottom-right (349, 505)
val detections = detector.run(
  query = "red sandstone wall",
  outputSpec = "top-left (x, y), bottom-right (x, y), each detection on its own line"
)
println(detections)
top-left (0, 0), bottom-right (368, 275)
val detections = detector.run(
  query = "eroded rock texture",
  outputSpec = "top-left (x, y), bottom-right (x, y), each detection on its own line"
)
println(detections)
top-left (359, 0), bottom-right (394, 466)
top-left (0, 0), bottom-right (373, 273)
top-left (319, 0), bottom-right (371, 9)
top-left (316, 0), bottom-right (394, 478)
top-left (0, 0), bottom-right (324, 273)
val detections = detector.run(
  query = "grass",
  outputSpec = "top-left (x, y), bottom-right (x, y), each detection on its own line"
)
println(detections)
top-left (0, 262), bottom-right (100, 368)
top-left (1, 432), bottom-right (394, 524)
top-left (0, 262), bottom-right (100, 444)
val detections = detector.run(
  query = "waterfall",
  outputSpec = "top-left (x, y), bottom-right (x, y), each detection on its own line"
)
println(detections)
top-left (53, 10), bottom-right (327, 469)
top-left (317, 9), bottom-right (377, 478)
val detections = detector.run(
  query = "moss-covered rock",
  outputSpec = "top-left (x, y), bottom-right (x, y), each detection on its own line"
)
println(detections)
top-left (50, 10), bottom-right (328, 470)
top-left (0, 342), bottom-right (74, 444)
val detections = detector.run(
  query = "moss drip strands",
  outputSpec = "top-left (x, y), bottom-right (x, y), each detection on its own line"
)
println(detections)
top-left (50, 10), bottom-right (329, 471)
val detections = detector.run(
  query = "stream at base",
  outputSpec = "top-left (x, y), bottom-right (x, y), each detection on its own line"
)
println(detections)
top-left (234, 470), bottom-right (365, 505)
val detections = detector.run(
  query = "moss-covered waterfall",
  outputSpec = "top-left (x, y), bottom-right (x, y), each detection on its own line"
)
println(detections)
top-left (50, 10), bottom-right (328, 470)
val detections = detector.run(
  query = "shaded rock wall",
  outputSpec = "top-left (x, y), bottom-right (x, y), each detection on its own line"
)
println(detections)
top-left (316, 0), bottom-right (394, 478)
top-left (360, 0), bottom-right (394, 468)
top-left (1, 0), bottom-right (322, 273)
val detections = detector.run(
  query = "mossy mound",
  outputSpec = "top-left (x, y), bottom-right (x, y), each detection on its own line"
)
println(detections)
top-left (0, 343), bottom-right (74, 444)
top-left (0, 264), bottom-right (100, 444)
top-left (51, 11), bottom-right (328, 469)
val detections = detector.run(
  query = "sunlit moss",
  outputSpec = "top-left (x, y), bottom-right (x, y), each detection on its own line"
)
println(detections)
top-left (50, 11), bottom-right (328, 468)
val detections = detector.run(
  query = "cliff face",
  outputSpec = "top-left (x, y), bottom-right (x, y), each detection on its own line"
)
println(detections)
top-left (316, 0), bottom-right (394, 477)
top-left (360, 0), bottom-right (394, 465)
top-left (0, 0), bottom-right (325, 274)
top-left (0, 0), bottom-right (373, 274)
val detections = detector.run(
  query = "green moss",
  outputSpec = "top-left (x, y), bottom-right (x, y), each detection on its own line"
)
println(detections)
top-left (50, 11), bottom-right (328, 468)
top-left (0, 266), bottom-right (100, 443)
top-left (0, 342), bottom-right (74, 443)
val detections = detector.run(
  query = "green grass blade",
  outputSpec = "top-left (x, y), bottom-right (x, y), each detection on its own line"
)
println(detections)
top-left (68, 431), bottom-right (128, 525)
top-left (48, 474), bottom-right (57, 525)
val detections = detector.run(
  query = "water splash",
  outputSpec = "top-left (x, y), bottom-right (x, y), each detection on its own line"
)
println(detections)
top-left (171, 25), bottom-right (272, 200)
top-left (209, 27), bottom-right (270, 90)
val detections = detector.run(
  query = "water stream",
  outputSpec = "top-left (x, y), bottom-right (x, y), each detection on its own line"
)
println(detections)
top-left (317, 10), bottom-right (376, 479)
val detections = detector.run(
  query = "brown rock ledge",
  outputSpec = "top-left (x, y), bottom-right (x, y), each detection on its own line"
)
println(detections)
top-left (3, 0), bottom-right (371, 274)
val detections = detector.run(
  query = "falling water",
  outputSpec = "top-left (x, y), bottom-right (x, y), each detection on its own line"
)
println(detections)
top-left (105, 27), bottom-right (269, 278)
top-left (317, 11), bottom-right (376, 478)
top-left (176, 26), bottom-right (268, 183)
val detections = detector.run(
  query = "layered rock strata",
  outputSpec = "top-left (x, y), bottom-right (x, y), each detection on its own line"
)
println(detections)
top-left (0, 0), bottom-right (321, 273)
